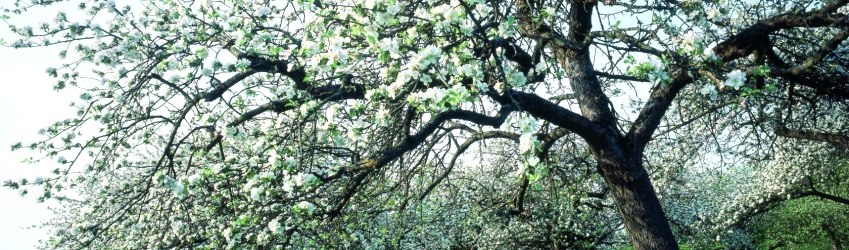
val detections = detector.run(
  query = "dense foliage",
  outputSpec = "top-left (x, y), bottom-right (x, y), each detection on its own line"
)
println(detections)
top-left (2, 0), bottom-right (849, 249)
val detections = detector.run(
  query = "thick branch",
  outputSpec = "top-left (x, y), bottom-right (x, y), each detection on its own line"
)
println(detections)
top-left (503, 90), bottom-right (608, 147)
top-left (556, 0), bottom-right (619, 129)
top-left (229, 82), bottom-right (366, 127)
top-left (626, 67), bottom-right (692, 152)
top-left (356, 105), bottom-right (515, 171)
top-left (768, 29), bottom-right (849, 75)
top-left (327, 105), bottom-right (515, 217)
top-left (714, 5), bottom-right (849, 61)
top-left (149, 73), bottom-right (193, 100)
top-left (775, 126), bottom-right (849, 149)
top-left (631, 4), bottom-right (849, 152)
top-left (203, 55), bottom-right (307, 102)
top-left (803, 190), bottom-right (849, 206)
top-left (515, 0), bottom-right (584, 53)
top-left (203, 69), bottom-right (257, 102)
top-left (766, 29), bottom-right (849, 99)
top-left (202, 83), bottom-right (366, 154)
top-left (228, 100), bottom-right (293, 127)
top-left (595, 71), bottom-right (648, 82)
top-left (512, 0), bottom-right (614, 147)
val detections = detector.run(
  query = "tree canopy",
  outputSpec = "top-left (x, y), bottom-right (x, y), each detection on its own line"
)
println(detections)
top-left (2, 0), bottom-right (849, 249)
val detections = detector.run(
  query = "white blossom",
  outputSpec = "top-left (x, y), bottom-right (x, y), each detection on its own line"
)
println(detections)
top-left (411, 45), bottom-right (442, 70)
top-left (268, 218), bottom-right (283, 234)
top-left (249, 187), bottom-right (264, 201)
top-left (700, 84), bottom-right (718, 100)
top-left (506, 68), bottom-right (528, 87)
top-left (527, 156), bottom-right (540, 166)
top-left (297, 201), bottom-right (316, 213)
top-left (724, 70), bottom-right (746, 89)
top-left (519, 133), bottom-right (535, 153)
top-left (256, 6), bottom-right (272, 16)
top-left (386, 4), bottom-right (401, 15)
top-left (706, 8), bottom-right (724, 21)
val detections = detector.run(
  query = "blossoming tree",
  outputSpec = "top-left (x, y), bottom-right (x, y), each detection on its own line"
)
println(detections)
top-left (3, 0), bottom-right (849, 249)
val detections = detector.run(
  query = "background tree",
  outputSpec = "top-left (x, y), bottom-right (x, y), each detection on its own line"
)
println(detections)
top-left (2, 0), bottom-right (849, 249)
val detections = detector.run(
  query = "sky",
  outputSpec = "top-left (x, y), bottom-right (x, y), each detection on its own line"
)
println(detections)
top-left (0, 2), bottom-right (89, 248)
top-left (0, 31), bottom-right (72, 249)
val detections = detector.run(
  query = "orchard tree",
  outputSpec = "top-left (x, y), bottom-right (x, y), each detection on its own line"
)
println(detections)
top-left (3, 0), bottom-right (849, 249)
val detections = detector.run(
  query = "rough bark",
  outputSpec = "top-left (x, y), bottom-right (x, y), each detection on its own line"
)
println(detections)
top-left (550, 1), bottom-right (680, 248)
top-left (595, 149), bottom-right (678, 249)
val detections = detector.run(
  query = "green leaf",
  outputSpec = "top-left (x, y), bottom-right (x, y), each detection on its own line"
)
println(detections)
top-left (753, 65), bottom-right (771, 77)
top-left (10, 142), bottom-right (22, 151)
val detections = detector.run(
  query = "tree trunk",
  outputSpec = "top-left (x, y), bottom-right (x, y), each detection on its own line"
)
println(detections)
top-left (594, 148), bottom-right (679, 249)
top-left (546, 1), bottom-right (679, 247)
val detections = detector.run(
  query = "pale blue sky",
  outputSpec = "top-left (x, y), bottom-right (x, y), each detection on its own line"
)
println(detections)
top-left (1, 2), bottom-right (86, 248)
top-left (0, 36), bottom-right (71, 249)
